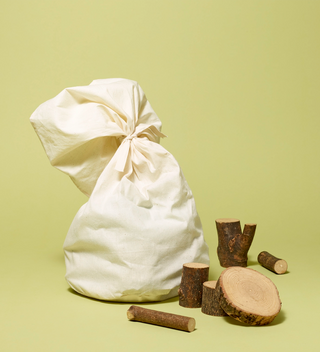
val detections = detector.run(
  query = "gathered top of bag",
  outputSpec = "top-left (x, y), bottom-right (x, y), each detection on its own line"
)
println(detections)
top-left (30, 78), bottom-right (167, 197)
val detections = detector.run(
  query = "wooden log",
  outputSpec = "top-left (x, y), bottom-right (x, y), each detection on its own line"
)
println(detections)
top-left (218, 267), bottom-right (281, 326)
top-left (178, 263), bottom-right (209, 308)
top-left (258, 251), bottom-right (288, 274)
top-left (216, 218), bottom-right (256, 267)
top-left (201, 281), bottom-right (228, 316)
top-left (127, 305), bottom-right (196, 332)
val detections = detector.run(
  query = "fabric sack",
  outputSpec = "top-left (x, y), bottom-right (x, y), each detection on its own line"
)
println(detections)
top-left (30, 78), bottom-right (209, 302)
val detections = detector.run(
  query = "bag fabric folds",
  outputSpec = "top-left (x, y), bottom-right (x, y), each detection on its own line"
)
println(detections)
top-left (30, 78), bottom-right (209, 302)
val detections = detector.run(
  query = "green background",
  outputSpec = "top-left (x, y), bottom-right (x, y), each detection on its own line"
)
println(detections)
top-left (1, 1), bottom-right (319, 351)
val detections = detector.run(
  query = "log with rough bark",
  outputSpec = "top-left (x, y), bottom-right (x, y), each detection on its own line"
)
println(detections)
top-left (201, 281), bottom-right (228, 316)
top-left (178, 263), bottom-right (209, 308)
top-left (258, 251), bottom-right (288, 274)
top-left (217, 266), bottom-right (281, 326)
top-left (216, 218), bottom-right (256, 267)
top-left (127, 305), bottom-right (196, 332)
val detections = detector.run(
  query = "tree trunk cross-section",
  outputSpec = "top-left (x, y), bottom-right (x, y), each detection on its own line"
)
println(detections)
top-left (258, 251), bottom-right (288, 274)
top-left (216, 218), bottom-right (256, 267)
top-left (217, 267), bottom-right (281, 326)
top-left (178, 263), bottom-right (209, 308)
top-left (201, 281), bottom-right (228, 316)
top-left (127, 305), bottom-right (196, 332)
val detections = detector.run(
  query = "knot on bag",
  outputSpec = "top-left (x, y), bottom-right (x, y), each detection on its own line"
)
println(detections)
top-left (114, 125), bottom-right (166, 173)
top-left (123, 133), bottom-right (137, 142)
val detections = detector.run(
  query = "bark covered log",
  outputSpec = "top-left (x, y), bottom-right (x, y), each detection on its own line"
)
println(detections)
top-left (201, 281), bottom-right (228, 316)
top-left (178, 263), bottom-right (209, 308)
top-left (216, 218), bottom-right (256, 267)
top-left (218, 267), bottom-right (281, 326)
top-left (258, 251), bottom-right (288, 274)
top-left (127, 305), bottom-right (196, 332)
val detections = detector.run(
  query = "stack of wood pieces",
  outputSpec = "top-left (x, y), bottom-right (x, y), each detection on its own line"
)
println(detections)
top-left (177, 262), bottom-right (281, 325)
top-left (203, 267), bottom-right (282, 326)
top-left (126, 264), bottom-right (282, 331)
top-left (127, 219), bottom-right (285, 331)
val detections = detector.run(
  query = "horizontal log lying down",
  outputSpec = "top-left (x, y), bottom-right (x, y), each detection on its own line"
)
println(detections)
top-left (258, 251), bottom-right (288, 274)
top-left (127, 305), bottom-right (196, 332)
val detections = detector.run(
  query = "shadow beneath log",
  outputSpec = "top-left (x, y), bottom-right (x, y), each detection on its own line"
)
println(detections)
top-left (269, 310), bottom-right (286, 325)
top-left (260, 267), bottom-right (291, 275)
top-left (247, 254), bottom-right (259, 267)
top-left (222, 309), bottom-right (286, 327)
top-left (128, 320), bottom-right (197, 333)
top-left (247, 259), bottom-right (259, 266)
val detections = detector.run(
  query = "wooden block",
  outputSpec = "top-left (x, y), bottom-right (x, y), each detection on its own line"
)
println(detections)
top-left (201, 281), bottom-right (228, 316)
top-left (178, 263), bottom-right (209, 308)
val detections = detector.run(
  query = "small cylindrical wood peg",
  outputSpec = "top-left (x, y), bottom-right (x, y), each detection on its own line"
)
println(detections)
top-left (127, 305), bottom-right (196, 332)
top-left (201, 281), bottom-right (228, 316)
top-left (178, 262), bottom-right (209, 308)
top-left (258, 251), bottom-right (288, 274)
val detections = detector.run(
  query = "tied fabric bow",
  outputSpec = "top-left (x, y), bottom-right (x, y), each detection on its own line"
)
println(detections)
top-left (114, 124), bottom-right (167, 172)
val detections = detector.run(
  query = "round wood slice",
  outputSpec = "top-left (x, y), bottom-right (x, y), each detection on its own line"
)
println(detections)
top-left (219, 267), bottom-right (281, 326)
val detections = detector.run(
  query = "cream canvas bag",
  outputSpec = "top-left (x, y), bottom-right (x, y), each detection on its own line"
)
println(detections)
top-left (30, 78), bottom-right (209, 302)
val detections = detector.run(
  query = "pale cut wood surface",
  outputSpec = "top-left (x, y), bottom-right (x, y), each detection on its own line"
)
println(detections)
top-left (274, 260), bottom-right (288, 274)
top-left (203, 281), bottom-right (217, 289)
top-left (184, 263), bottom-right (210, 269)
top-left (216, 218), bottom-right (239, 223)
top-left (219, 267), bottom-right (281, 325)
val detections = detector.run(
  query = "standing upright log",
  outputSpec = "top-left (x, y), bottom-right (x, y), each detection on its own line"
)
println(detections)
top-left (216, 218), bottom-right (256, 267)
top-left (258, 251), bottom-right (288, 274)
top-left (201, 281), bottom-right (228, 316)
top-left (218, 267), bottom-right (281, 326)
top-left (178, 263), bottom-right (209, 308)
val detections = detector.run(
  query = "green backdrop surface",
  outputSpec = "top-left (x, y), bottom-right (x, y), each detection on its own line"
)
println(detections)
top-left (1, 1), bottom-right (319, 351)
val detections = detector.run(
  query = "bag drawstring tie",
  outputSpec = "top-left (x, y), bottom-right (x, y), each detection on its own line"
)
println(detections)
top-left (114, 125), bottom-right (166, 172)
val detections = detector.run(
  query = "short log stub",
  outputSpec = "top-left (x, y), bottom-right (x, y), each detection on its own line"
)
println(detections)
top-left (127, 305), bottom-right (196, 332)
top-left (258, 251), bottom-right (288, 274)
top-left (216, 218), bottom-right (256, 267)
top-left (178, 263), bottom-right (209, 308)
top-left (218, 267), bottom-right (282, 326)
top-left (201, 281), bottom-right (228, 316)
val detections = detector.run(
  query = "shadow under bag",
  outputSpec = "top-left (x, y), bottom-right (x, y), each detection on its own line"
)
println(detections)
top-left (30, 78), bottom-right (209, 302)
